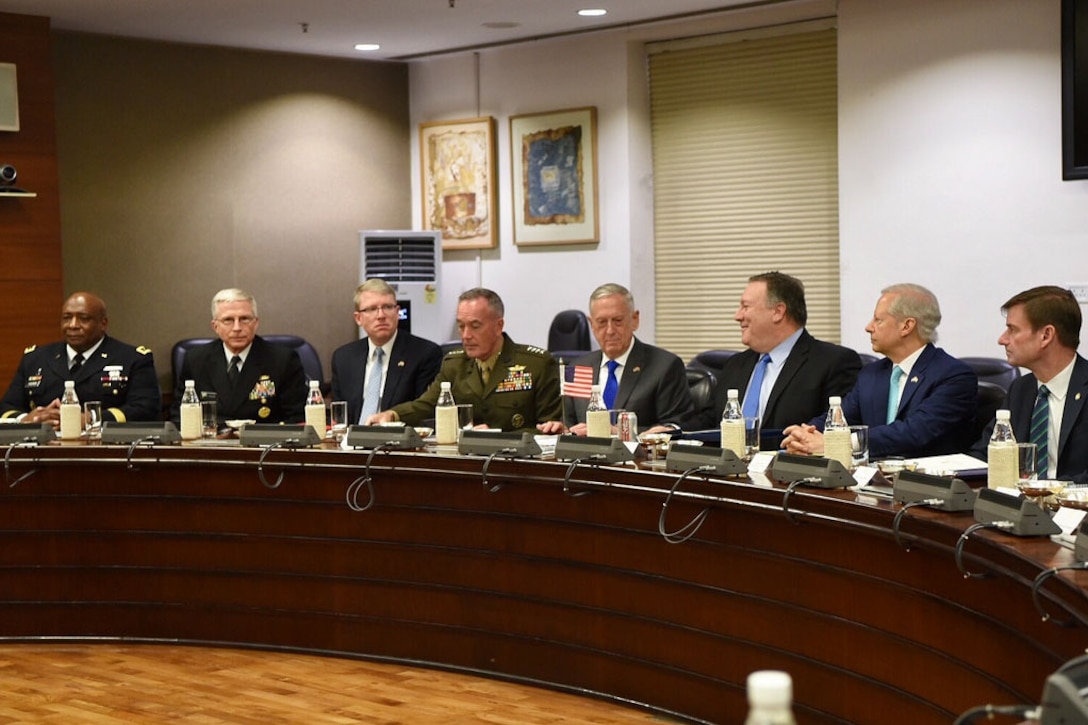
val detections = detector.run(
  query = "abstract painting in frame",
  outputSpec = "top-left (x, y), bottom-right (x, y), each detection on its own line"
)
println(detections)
top-left (510, 107), bottom-right (599, 246)
top-left (419, 116), bottom-right (497, 250)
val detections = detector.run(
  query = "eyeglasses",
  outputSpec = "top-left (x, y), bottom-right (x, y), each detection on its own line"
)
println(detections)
top-left (356, 304), bottom-right (399, 316)
top-left (215, 316), bottom-right (257, 327)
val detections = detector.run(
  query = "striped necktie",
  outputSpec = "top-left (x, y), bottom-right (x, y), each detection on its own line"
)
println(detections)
top-left (1031, 384), bottom-right (1050, 477)
top-left (360, 347), bottom-right (385, 422)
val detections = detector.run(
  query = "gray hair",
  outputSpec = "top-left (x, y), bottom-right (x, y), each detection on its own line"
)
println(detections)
top-left (589, 283), bottom-right (635, 311)
top-left (354, 278), bottom-right (398, 309)
top-left (882, 283), bottom-right (940, 343)
top-left (458, 287), bottom-right (504, 318)
top-left (211, 288), bottom-right (258, 318)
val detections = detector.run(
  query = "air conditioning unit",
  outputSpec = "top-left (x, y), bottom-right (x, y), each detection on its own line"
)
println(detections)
top-left (359, 230), bottom-right (444, 344)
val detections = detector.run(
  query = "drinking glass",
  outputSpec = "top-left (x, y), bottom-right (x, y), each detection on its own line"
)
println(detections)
top-left (850, 425), bottom-right (870, 470)
top-left (743, 416), bottom-right (761, 462)
top-left (1017, 442), bottom-right (1038, 482)
top-left (201, 393), bottom-right (218, 439)
top-left (83, 401), bottom-right (102, 442)
top-left (330, 401), bottom-right (349, 442)
top-left (456, 404), bottom-right (474, 438)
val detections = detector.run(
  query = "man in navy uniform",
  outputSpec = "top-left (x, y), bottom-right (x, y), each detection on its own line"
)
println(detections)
top-left (331, 279), bottom-right (443, 424)
top-left (1, 291), bottom-right (161, 426)
top-left (366, 288), bottom-right (564, 433)
top-left (172, 288), bottom-right (306, 425)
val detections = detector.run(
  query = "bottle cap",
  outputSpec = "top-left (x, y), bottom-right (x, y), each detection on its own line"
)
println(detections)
top-left (996, 409), bottom-right (1011, 420)
top-left (829, 396), bottom-right (842, 405)
top-left (591, 384), bottom-right (602, 393)
top-left (64, 380), bottom-right (75, 387)
top-left (440, 381), bottom-right (451, 390)
top-left (309, 379), bottom-right (319, 388)
top-left (727, 388), bottom-right (739, 398)
top-left (185, 379), bottom-right (195, 387)
top-left (747, 670), bottom-right (792, 708)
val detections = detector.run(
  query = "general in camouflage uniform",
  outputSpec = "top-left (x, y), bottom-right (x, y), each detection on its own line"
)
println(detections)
top-left (391, 333), bottom-right (561, 432)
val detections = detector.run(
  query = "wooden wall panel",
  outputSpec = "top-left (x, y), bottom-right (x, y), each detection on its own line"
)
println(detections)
top-left (0, 12), bottom-right (64, 388)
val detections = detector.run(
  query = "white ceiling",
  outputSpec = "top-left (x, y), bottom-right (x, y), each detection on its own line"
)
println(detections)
top-left (0, 0), bottom-right (764, 62)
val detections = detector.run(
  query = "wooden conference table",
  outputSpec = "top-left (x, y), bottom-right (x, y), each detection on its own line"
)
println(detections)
top-left (1, 438), bottom-right (1086, 724)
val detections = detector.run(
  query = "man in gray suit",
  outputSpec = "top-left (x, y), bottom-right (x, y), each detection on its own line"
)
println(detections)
top-left (563, 283), bottom-right (693, 435)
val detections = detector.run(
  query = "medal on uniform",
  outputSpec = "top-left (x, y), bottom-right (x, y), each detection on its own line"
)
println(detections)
top-left (511, 414), bottom-right (525, 429)
top-left (258, 406), bottom-right (271, 419)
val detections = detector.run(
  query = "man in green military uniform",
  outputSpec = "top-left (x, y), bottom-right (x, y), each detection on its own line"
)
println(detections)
top-left (366, 288), bottom-right (564, 433)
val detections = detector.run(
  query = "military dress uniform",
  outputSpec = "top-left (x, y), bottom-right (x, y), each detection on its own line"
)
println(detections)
top-left (0, 336), bottom-right (162, 422)
top-left (391, 334), bottom-right (562, 432)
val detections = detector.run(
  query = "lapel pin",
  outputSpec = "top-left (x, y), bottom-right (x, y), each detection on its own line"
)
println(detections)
top-left (633, 366), bottom-right (642, 373)
top-left (1077, 393), bottom-right (1082, 401)
top-left (397, 360), bottom-right (405, 367)
top-left (910, 376), bottom-right (919, 383)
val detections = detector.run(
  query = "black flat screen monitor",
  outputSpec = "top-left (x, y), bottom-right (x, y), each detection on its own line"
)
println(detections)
top-left (1064, 0), bottom-right (1088, 179)
top-left (398, 299), bottom-right (411, 334)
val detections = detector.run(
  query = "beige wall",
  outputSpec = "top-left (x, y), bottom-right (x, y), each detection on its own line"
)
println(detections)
top-left (53, 34), bottom-right (411, 394)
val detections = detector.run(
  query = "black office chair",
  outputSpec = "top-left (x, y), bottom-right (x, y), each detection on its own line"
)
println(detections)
top-left (961, 356), bottom-right (1020, 391)
top-left (685, 366), bottom-right (717, 414)
top-left (548, 310), bottom-right (592, 362)
top-left (172, 334), bottom-right (327, 394)
top-left (687, 349), bottom-right (739, 374)
top-left (440, 340), bottom-right (463, 355)
top-left (973, 380), bottom-right (1008, 443)
top-left (857, 353), bottom-right (880, 367)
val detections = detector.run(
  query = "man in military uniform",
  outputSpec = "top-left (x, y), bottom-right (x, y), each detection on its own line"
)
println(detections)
top-left (367, 288), bottom-right (564, 433)
top-left (171, 288), bottom-right (306, 426)
top-left (1, 291), bottom-right (162, 426)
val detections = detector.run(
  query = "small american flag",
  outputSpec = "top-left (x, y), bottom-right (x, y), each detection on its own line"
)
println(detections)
top-left (561, 363), bottom-right (595, 399)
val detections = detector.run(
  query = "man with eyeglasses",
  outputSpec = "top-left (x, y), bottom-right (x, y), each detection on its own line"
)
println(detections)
top-left (331, 279), bottom-right (443, 424)
top-left (1, 291), bottom-right (162, 426)
top-left (170, 288), bottom-right (306, 426)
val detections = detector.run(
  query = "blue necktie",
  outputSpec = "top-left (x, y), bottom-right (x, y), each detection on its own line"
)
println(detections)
top-left (359, 347), bottom-right (385, 422)
top-left (886, 365), bottom-right (904, 425)
top-left (1031, 384), bottom-right (1050, 477)
top-left (742, 354), bottom-right (770, 419)
top-left (603, 360), bottom-right (619, 410)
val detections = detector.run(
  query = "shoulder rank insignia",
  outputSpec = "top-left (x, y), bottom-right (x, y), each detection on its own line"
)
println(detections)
top-left (445, 348), bottom-right (466, 357)
top-left (136, 346), bottom-right (152, 355)
top-left (523, 345), bottom-right (548, 356)
top-left (23, 345), bottom-right (36, 354)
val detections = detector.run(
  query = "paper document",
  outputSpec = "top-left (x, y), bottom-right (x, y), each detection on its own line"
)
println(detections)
top-left (902, 453), bottom-right (987, 476)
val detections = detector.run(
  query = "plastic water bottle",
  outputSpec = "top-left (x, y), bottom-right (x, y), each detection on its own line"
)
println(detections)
top-left (744, 670), bottom-right (796, 725)
top-left (435, 381), bottom-right (458, 445)
top-left (987, 409), bottom-right (1018, 489)
top-left (305, 380), bottom-right (326, 440)
top-left (720, 388), bottom-right (746, 457)
top-left (60, 380), bottom-right (81, 440)
top-left (179, 379), bottom-right (202, 440)
top-left (586, 384), bottom-right (611, 438)
top-left (823, 395), bottom-right (852, 468)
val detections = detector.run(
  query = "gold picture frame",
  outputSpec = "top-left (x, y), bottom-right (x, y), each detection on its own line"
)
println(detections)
top-left (419, 116), bottom-right (497, 250)
top-left (510, 106), bottom-right (599, 246)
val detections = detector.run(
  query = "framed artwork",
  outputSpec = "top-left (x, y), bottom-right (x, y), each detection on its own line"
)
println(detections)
top-left (510, 106), bottom-right (599, 246)
top-left (419, 116), bottom-right (497, 250)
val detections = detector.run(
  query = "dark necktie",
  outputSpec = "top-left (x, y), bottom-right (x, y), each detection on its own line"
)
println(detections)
top-left (70, 353), bottom-right (85, 376)
top-left (1031, 384), bottom-right (1050, 476)
top-left (228, 355), bottom-right (242, 384)
top-left (603, 360), bottom-right (619, 409)
top-left (742, 354), bottom-right (771, 419)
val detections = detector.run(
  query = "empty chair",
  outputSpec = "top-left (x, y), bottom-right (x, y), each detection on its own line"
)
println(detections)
top-left (687, 349), bottom-right (740, 374)
top-left (685, 366), bottom-right (717, 415)
top-left (973, 380), bottom-right (1008, 443)
top-left (961, 356), bottom-right (1020, 391)
top-left (548, 310), bottom-right (592, 361)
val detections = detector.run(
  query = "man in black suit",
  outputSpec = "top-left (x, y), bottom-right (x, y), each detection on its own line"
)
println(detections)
top-left (687, 271), bottom-right (861, 446)
top-left (1, 291), bottom-right (161, 425)
top-left (563, 283), bottom-right (693, 434)
top-left (171, 288), bottom-right (306, 425)
top-left (331, 279), bottom-right (443, 424)
top-left (971, 286), bottom-right (1088, 482)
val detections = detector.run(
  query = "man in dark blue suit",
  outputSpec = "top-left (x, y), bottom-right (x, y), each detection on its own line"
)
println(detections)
top-left (971, 286), bottom-right (1088, 482)
top-left (563, 283), bottom-right (693, 434)
top-left (784, 283), bottom-right (977, 459)
top-left (686, 271), bottom-right (861, 446)
top-left (331, 279), bottom-right (443, 425)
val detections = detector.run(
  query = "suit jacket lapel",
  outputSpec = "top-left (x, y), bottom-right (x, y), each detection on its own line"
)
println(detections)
top-left (766, 334), bottom-right (809, 418)
top-left (614, 340), bottom-right (645, 409)
top-left (894, 344), bottom-right (935, 418)
top-left (1059, 357), bottom-right (1088, 455)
